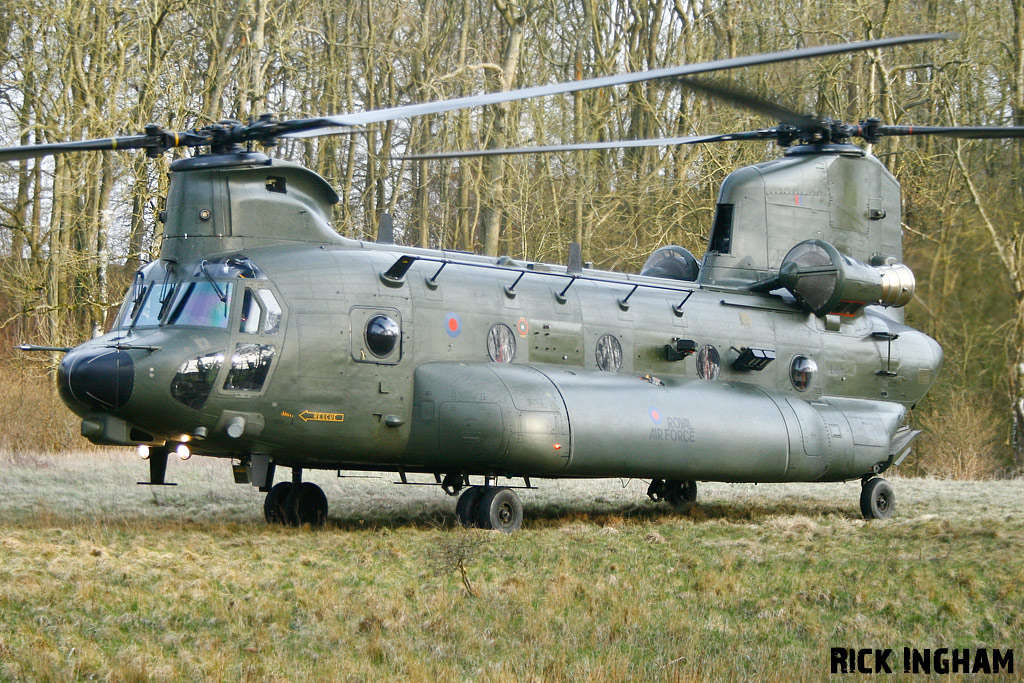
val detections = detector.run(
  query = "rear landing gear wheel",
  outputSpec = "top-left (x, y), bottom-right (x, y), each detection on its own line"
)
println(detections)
top-left (665, 480), bottom-right (697, 508)
top-left (263, 481), bottom-right (293, 524)
top-left (860, 477), bottom-right (895, 520)
top-left (455, 486), bottom-right (486, 528)
top-left (284, 481), bottom-right (328, 527)
top-left (476, 487), bottom-right (523, 533)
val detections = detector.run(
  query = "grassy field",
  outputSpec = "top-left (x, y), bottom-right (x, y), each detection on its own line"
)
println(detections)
top-left (0, 450), bottom-right (1021, 681)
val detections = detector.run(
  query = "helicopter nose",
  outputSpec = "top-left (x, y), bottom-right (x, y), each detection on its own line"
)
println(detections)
top-left (58, 347), bottom-right (134, 412)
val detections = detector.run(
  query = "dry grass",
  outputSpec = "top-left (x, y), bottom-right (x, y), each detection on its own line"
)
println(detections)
top-left (913, 389), bottom-right (1008, 479)
top-left (1, 451), bottom-right (1022, 681)
top-left (0, 364), bottom-right (96, 455)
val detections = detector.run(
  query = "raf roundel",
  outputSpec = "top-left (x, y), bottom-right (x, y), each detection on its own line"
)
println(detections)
top-left (649, 407), bottom-right (663, 425)
top-left (517, 318), bottom-right (529, 337)
top-left (444, 312), bottom-right (461, 338)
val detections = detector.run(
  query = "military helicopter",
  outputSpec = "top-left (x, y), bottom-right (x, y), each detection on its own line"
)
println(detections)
top-left (8, 33), bottom-right (1022, 532)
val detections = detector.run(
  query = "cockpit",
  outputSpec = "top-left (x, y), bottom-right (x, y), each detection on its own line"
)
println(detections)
top-left (115, 256), bottom-right (267, 332)
top-left (101, 254), bottom-right (285, 414)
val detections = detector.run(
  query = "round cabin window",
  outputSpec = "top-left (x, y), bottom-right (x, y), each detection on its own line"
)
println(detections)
top-left (487, 323), bottom-right (516, 362)
top-left (365, 315), bottom-right (400, 357)
top-left (790, 355), bottom-right (817, 391)
top-left (696, 344), bottom-right (721, 380)
top-left (595, 334), bottom-right (623, 372)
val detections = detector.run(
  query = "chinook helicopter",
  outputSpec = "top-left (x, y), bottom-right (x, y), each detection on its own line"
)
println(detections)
top-left (8, 34), bottom-right (1023, 532)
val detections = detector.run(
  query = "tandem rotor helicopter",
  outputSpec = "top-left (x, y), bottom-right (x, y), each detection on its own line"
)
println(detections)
top-left (8, 33), bottom-right (1024, 531)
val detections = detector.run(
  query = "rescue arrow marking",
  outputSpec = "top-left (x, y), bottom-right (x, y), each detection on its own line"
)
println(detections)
top-left (299, 410), bottom-right (345, 423)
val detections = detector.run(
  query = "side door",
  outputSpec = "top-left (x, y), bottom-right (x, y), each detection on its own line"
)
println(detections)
top-left (349, 305), bottom-right (413, 454)
top-left (221, 284), bottom-right (286, 400)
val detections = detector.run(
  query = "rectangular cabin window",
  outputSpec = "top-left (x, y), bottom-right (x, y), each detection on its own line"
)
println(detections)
top-left (710, 203), bottom-right (734, 254)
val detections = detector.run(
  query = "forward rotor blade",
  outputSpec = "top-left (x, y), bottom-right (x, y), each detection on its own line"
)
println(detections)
top-left (400, 130), bottom-right (778, 160)
top-left (0, 135), bottom-right (152, 163)
top-left (0, 129), bottom-right (210, 163)
top-left (286, 33), bottom-right (952, 136)
top-left (870, 124), bottom-right (1024, 139)
top-left (240, 117), bottom-right (361, 139)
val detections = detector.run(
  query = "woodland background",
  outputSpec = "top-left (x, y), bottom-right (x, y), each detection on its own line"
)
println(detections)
top-left (0, 0), bottom-right (1021, 476)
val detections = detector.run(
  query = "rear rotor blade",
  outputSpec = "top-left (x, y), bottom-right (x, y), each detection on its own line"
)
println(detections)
top-left (400, 130), bottom-right (778, 160)
top-left (287, 33), bottom-right (953, 136)
top-left (674, 77), bottom-right (821, 129)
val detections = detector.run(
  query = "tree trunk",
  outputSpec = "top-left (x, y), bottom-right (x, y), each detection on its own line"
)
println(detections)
top-left (481, 0), bottom-right (531, 256)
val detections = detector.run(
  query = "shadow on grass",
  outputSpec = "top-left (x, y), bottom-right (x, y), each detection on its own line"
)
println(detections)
top-left (3, 492), bottom-right (859, 534)
top-left (321, 497), bottom-right (859, 532)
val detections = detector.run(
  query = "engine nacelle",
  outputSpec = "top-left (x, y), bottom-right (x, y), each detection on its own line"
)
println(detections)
top-left (777, 239), bottom-right (915, 317)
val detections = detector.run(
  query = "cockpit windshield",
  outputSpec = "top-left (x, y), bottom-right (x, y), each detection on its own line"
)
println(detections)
top-left (132, 286), bottom-right (165, 327)
top-left (113, 261), bottom-right (173, 331)
top-left (112, 254), bottom-right (263, 331)
top-left (168, 281), bottom-right (234, 328)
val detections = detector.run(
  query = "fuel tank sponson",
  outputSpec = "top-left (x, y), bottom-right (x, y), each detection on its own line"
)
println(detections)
top-left (407, 362), bottom-right (909, 482)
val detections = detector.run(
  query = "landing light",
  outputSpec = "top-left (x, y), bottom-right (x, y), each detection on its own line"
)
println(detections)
top-left (137, 445), bottom-right (150, 460)
top-left (176, 444), bottom-right (191, 461)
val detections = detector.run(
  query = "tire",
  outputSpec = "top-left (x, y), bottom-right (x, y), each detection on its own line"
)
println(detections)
top-left (665, 480), bottom-right (697, 508)
top-left (476, 487), bottom-right (523, 533)
top-left (860, 477), bottom-right (895, 520)
top-left (284, 481), bottom-right (328, 527)
top-left (455, 486), bottom-right (485, 528)
top-left (263, 481), bottom-right (293, 524)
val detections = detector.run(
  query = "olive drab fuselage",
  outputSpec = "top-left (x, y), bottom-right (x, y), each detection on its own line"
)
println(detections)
top-left (58, 149), bottom-right (943, 487)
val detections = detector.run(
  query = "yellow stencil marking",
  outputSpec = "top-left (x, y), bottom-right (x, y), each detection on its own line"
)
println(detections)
top-left (299, 411), bottom-right (344, 423)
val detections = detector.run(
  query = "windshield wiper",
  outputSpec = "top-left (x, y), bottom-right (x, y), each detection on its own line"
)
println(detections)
top-left (106, 342), bottom-right (161, 353)
top-left (127, 271), bottom-right (146, 319)
top-left (156, 268), bottom-right (177, 320)
top-left (199, 260), bottom-right (228, 302)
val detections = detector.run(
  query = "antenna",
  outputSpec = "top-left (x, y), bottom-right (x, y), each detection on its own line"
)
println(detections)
top-left (377, 213), bottom-right (395, 244)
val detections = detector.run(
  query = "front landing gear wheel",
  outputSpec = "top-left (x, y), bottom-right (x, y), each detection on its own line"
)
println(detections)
top-left (455, 486), bottom-right (486, 528)
top-left (665, 480), bottom-right (697, 508)
top-left (263, 481), bottom-right (293, 524)
top-left (476, 487), bottom-right (523, 533)
top-left (284, 482), bottom-right (328, 527)
top-left (860, 477), bottom-right (895, 520)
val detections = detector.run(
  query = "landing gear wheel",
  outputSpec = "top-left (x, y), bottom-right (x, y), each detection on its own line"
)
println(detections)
top-left (476, 487), bottom-right (523, 533)
top-left (860, 477), bottom-right (895, 520)
top-left (665, 480), bottom-right (697, 508)
top-left (647, 479), bottom-right (667, 502)
top-left (263, 481), bottom-right (293, 524)
top-left (284, 481), bottom-right (328, 527)
top-left (455, 486), bottom-right (486, 528)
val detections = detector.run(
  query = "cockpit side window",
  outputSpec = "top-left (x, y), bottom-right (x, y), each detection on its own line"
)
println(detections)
top-left (258, 290), bottom-right (282, 334)
top-left (169, 281), bottom-right (234, 328)
top-left (224, 343), bottom-right (275, 392)
top-left (240, 289), bottom-right (263, 334)
top-left (240, 288), bottom-right (283, 334)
